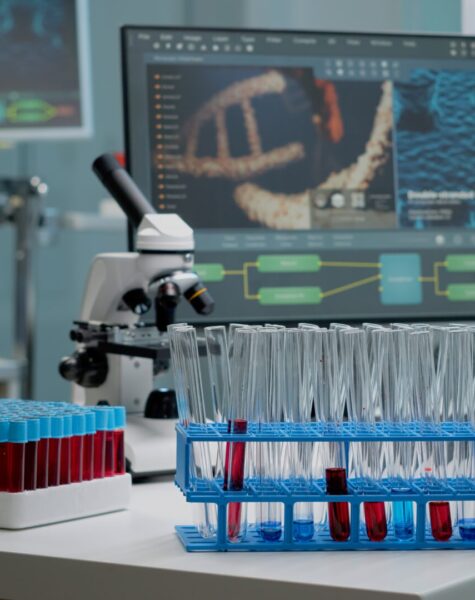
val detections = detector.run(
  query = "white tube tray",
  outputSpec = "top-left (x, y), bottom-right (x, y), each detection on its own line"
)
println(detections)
top-left (0, 474), bottom-right (132, 529)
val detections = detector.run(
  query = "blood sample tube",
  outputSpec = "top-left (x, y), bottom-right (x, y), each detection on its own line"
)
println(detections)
top-left (60, 414), bottom-right (72, 485)
top-left (37, 415), bottom-right (50, 489)
top-left (326, 467), bottom-right (351, 542)
top-left (93, 409), bottom-right (107, 479)
top-left (104, 409), bottom-right (116, 477)
top-left (113, 407), bottom-right (126, 475)
top-left (48, 416), bottom-right (63, 487)
top-left (71, 414), bottom-right (85, 483)
top-left (429, 501), bottom-right (453, 541)
top-left (83, 412), bottom-right (95, 481)
top-left (7, 420), bottom-right (27, 493)
top-left (25, 418), bottom-right (40, 491)
top-left (0, 421), bottom-right (9, 492)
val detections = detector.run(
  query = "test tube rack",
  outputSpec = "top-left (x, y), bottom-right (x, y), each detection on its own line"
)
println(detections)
top-left (175, 421), bottom-right (475, 551)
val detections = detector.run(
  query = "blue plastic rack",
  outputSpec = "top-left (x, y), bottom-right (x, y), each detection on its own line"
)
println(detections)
top-left (175, 421), bottom-right (475, 551)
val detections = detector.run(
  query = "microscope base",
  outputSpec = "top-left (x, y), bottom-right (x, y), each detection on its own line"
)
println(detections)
top-left (125, 414), bottom-right (177, 477)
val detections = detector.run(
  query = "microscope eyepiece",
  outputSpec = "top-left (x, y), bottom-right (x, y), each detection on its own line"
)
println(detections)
top-left (92, 153), bottom-right (155, 229)
top-left (184, 283), bottom-right (215, 316)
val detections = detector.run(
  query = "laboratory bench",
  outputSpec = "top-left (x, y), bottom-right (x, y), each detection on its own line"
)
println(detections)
top-left (0, 478), bottom-right (474, 600)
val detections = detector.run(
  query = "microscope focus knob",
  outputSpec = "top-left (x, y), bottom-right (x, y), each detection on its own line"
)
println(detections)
top-left (122, 288), bottom-right (152, 315)
top-left (59, 349), bottom-right (108, 388)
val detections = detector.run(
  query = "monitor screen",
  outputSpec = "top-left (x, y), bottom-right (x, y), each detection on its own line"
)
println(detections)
top-left (122, 26), bottom-right (475, 324)
top-left (0, 0), bottom-right (92, 140)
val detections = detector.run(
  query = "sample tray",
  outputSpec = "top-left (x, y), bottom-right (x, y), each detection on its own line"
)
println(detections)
top-left (0, 474), bottom-right (132, 529)
top-left (175, 421), bottom-right (475, 552)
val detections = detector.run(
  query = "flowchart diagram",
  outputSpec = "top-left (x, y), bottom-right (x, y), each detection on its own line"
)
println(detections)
top-left (195, 254), bottom-right (475, 306)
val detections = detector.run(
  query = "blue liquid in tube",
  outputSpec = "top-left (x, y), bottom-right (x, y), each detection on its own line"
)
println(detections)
top-left (392, 489), bottom-right (414, 540)
top-left (260, 521), bottom-right (282, 541)
top-left (293, 518), bottom-right (314, 541)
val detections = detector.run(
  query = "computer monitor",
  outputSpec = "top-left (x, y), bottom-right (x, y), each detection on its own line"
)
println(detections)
top-left (122, 26), bottom-right (475, 324)
top-left (0, 0), bottom-right (92, 140)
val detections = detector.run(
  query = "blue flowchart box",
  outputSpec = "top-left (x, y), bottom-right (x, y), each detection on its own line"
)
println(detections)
top-left (380, 254), bottom-right (422, 305)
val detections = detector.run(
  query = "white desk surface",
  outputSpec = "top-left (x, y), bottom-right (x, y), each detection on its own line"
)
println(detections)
top-left (0, 479), bottom-right (474, 600)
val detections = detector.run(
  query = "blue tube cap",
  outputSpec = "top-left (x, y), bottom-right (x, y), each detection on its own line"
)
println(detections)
top-left (27, 418), bottom-right (40, 442)
top-left (50, 416), bottom-right (64, 439)
top-left (106, 408), bottom-right (115, 431)
top-left (9, 420), bottom-right (27, 443)
top-left (63, 414), bottom-right (72, 437)
top-left (39, 415), bottom-right (51, 439)
top-left (93, 408), bottom-right (109, 431)
top-left (72, 413), bottom-right (86, 436)
top-left (0, 420), bottom-right (9, 442)
top-left (85, 412), bottom-right (96, 435)
top-left (113, 406), bottom-right (126, 429)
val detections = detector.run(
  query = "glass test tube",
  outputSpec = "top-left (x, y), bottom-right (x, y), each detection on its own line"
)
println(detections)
top-left (37, 415), bottom-right (50, 489)
top-left (256, 328), bottom-right (284, 542)
top-left (342, 329), bottom-right (387, 542)
top-left (172, 325), bottom-right (217, 539)
top-left (113, 407), bottom-right (126, 475)
top-left (25, 418), bottom-right (40, 491)
top-left (71, 414), bottom-right (85, 483)
top-left (7, 420), bottom-right (27, 493)
top-left (224, 328), bottom-right (257, 541)
top-left (83, 412), bottom-right (96, 481)
top-left (0, 421), bottom-right (9, 492)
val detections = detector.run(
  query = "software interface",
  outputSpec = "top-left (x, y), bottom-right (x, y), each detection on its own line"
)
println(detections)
top-left (123, 27), bottom-right (475, 322)
top-left (0, 0), bottom-right (84, 135)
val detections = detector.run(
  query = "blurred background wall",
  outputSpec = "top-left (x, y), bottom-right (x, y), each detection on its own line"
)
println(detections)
top-left (0, 0), bottom-right (464, 400)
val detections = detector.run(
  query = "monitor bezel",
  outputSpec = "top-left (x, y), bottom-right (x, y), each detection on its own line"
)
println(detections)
top-left (121, 25), bottom-right (475, 326)
top-left (0, 0), bottom-right (93, 141)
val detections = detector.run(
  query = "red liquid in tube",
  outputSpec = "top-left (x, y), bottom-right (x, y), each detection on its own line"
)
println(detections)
top-left (82, 434), bottom-right (94, 481)
top-left (429, 501), bottom-right (452, 541)
top-left (48, 438), bottom-right (61, 487)
top-left (326, 467), bottom-right (351, 542)
top-left (7, 443), bottom-right (25, 493)
top-left (36, 438), bottom-right (49, 489)
top-left (104, 431), bottom-right (115, 477)
top-left (114, 429), bottom-right (125, 474)
top-left (70, 435), bottom-right (83, 483)
top-left (60, 436), bottom-right (71, 485)
top-left (94, 430), bottom-right (106, 479)
top-left (364, 502), bottom-right (387, 541)
top-left (0, 441), bottom-right (8, 492)
top-left (24, 441), bottom-right (38, 491)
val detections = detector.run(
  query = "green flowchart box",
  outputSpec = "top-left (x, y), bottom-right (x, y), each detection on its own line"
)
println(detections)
top-left (258, 287), bottom-right (322, 305)
top-left (194, 263), bottom-right (225, 282)
top-left (258, 254), bottom-right (320, 273)
top-left (446, 255), bottom-right (475, 273)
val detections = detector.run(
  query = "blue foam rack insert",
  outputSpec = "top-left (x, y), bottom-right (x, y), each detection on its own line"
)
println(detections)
top-left (175, 421), bottom-right (475, 552)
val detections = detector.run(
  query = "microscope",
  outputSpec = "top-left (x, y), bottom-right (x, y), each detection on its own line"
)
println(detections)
top-left (60, 154), bottom-right (213, 476)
